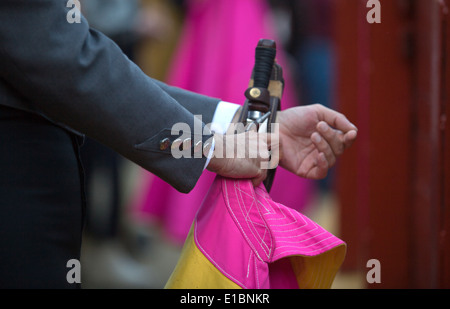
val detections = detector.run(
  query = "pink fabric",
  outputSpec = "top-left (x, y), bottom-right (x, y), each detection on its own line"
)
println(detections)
top-left (194, 176), bottom-right (345, 289)
top-left (132, 0), bottom-right (315, 244)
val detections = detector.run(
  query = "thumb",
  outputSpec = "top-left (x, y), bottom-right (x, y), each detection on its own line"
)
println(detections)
top-left (251, 169), bottom-right (267, 187)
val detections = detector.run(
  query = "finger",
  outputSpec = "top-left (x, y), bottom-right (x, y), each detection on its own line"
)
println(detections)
top-left (315, 104), bottom-right (358, 133)
top-left (252, 169), bottom-right (267, 187)
top-left (317, 121), bottom-right (347, 156)
top-left (311, 131), bottom-right (336, 167)
top-left (306, 152), bottom-right (329, 180)
top-left (247, 132), bottom-right (270, 161)
top-left (265, 132), bottom-right (280, 151)
top-left (314, 152), bottom-right (329, 179)
top-left (344, 129), bottom-right (358, 149)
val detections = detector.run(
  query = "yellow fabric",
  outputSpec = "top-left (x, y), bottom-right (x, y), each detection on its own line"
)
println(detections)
top-left (165, 225), bottom-right (241, 289)
top-left (291, 245), bottom-right (346, 289)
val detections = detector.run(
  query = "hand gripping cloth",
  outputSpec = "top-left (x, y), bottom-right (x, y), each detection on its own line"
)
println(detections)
top-left (165, 38), bottom-right (346, 289)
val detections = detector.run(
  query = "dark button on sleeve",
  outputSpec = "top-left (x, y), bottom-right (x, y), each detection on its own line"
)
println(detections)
top-left (159, 138), bottom-right (171, 151)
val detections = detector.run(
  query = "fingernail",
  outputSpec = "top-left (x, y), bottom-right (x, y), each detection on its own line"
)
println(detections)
top-left (318, 122), bottom-right (328, 132)
top-left (312, 133), bottom-right (321, 143)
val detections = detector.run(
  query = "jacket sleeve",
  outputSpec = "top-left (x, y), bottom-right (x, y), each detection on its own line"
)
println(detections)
top-left (0, 0), bottom-right (219, 193)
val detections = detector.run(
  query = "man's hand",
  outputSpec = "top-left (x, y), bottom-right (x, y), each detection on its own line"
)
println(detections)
top-left (206, 104), bottom-right (357, 186)
top-left (206, 132), bottom-right (270, 187)
top-left (276, 104), bottom-right (357, 179)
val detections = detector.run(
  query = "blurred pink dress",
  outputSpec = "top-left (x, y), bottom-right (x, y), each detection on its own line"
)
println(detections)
top-left (131, 0), bottom-right (315, 244)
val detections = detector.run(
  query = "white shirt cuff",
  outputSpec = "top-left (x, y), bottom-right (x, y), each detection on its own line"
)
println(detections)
top-left (203, 101), bottom-right (240, 170)
top-left (210, 101), bottom-right (240, 134)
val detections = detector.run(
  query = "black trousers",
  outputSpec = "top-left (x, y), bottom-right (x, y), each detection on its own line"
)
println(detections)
top-left (0, 105), bottom-right (85, 288)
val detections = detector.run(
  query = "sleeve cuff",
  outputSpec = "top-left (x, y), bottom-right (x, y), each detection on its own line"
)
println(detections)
top-left (210, 101), bottom-right (240, 134)
top-left (203, 101), bottom-right (240, 170)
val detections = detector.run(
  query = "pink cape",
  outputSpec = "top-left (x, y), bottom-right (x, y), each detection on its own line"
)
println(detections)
top-left (131, 0), bottom-right (315, 244)
top-left (194, 176), bottom-right (345, 289)
top-left (164, 176), bottom-right (346, 289)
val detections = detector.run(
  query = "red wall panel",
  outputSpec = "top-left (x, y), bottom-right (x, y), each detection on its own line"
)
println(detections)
top-left (335, 0), bottom-right (449, 288)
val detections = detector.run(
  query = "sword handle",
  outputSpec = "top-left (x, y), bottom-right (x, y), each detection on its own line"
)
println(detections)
top-left (253, 39), bottom-right (276, 89)
top-left (240, 39), bottom-right (277, 123)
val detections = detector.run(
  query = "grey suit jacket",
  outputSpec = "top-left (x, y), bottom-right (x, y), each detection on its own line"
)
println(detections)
top-left (0, 0), bottom-right (220, 193)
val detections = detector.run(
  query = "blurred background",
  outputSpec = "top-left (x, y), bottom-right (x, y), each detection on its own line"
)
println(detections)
top-left (78, 0), bottom-right (450, 289)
